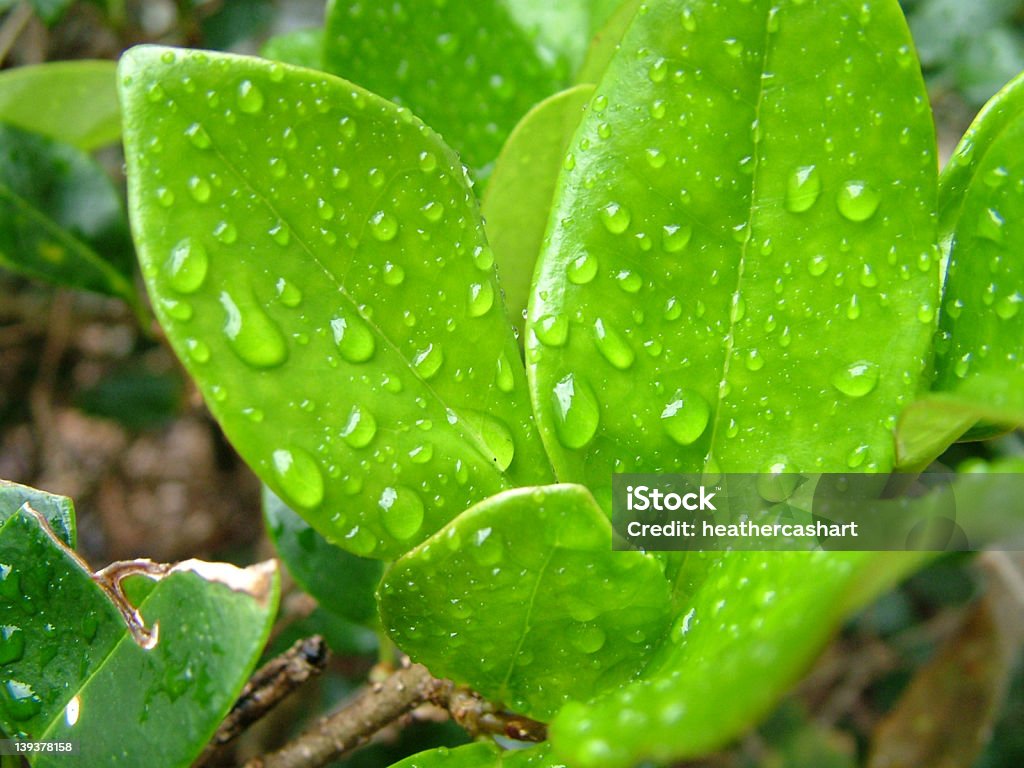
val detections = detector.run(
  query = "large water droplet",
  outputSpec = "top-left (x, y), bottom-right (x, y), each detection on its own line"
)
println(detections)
top-left (330, 312), bottom-right (376, 363)
top-left (977, 207), bottom-right (1005, 243)
top-left (275, 278), bottom-right (302, 307)
top-left (600, 202), bottom-right (631, 234)
top-left (552, 374), bottom-right (599, 449)
top-left (463, 410), bottom-right (515, 470)
top-left (996, 292), bottom-right (1022, 320)
top-left (831, 360), bottom-right (879, 397)
top-left (185, 122), bottom-right (212, 149)
top-left (757, 458), bottom-right (799, 502)
top-left (167, 238), bottom-right (208, 294)
top-left (187, 176), bottom-right (211, 203)
top-left (662, 223), bottom-right (693, 253)
top-left (213, 221), bottom-right (238, 244)
top-left (467, 281), bottom-right (494, 317)
top-left (495, 351), bottom-right (515, 392)
top-left (569, 624), bottom-right (607, 654)
top-left (567, 252), bottom-right (598, 284)
top-left (3, 679), bottom-right (41, 721)
top-left (340, 405), bottom-right (377, 448)
top-left (369, 210), bottom-right (399, 241)
top-left (378, 486), bottom-right (424, 540)
top-left (272, 447), bottom-right (324, 510)
top-left (785, 165), bottom-right (821, 212)
top-left (237, 79), bottom-right (265, 114)
top-left (414, 343), bottom-right (444, 379)
top-left (661, 390), bottom-right (711, 445)
top-left (534, 314), bottom-right (569, 347)
top-left (836, 180), bottom-right (880, 222)
top-left (593, 318), bottom-right (635, 370)
top-left (221, 291), bottom-right (288, 368)
top-left (0, 625), bottom-right (25, 664)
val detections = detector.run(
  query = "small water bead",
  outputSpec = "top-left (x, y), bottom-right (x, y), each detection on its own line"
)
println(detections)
top-left (745, 348), bottom-right (765, 371)
top-left (272, 447), bottom-right (324, 510)
top-left (567, 252), bottom-right (598, 284)
top-left (569, 624), bottom-right (607, 654)
top-left (600, 202), bottom-right (631, 234)
top-left (186, 338), bottom-right (211, 363)
top-left (269, 157), bottom-right (288, 178)
top-left (593, 318), bottom-right (635, 370)
top-left (269, 222), bottom-right (291, 246)
top-left (166, 238), bottom-right (209, 294)
top-left (847, 444), bottom-right (870, 468)
top-left (414, 343), bottom-right (444, 379)
top-left (161, 298), bottom-right (193, 321)
top-left (421, 201), bottom-right (445, 222)
top-left (836, 181), bottom-right (880, 222)
top-left (495, 351), bottom-right (515, 392)
top-left (282, 127), bottom-right (298, 150)
top-left (917, 303), bottom-right (936, 324)
top-left (645, 147), bottom-right (666, 168)
top-left (662, 223), bottom-right (692, 253)
top-left (368, 167), bottom-right (386, 188)
top-left (331, 313), bottom-right (376, 363)
top-left (236, 79), bottom-right (265, 114)
top-left (213, 221), bottom-right (238, 244)
top-left (785, 165), bottom-right (821, 213)
top-left (661, 389), bottom-right (711, 445)
top-left (473, 245), bottom-right (495, 271)
top-left (996, 292), bottom-right (1023, 320)
top-left (185, 122), bottom-right (212, 149)
top-left (418, 151), bottom-right (438, 172)
top-left (551, 373), bottom-right (600, 449)
top-left (984, 166), bottom-right (1009, 188)
top-left (369, 210), bottom-right (399, 241)
top-left (664, 297), bottom-right (682, 321)
top-left (723, 38), bottom-right (744, 58)
top-left (534, 314), bottom-right (569, 347)
top-left (409, 442), bottom-right (434, 464)
top-left (681, 7), bottom-right (697, 30)
top-left (831, 360), bottom-right (879, 398)
top-left (156, 187), bottom-right (175, 207)
top-left (221, 291), bottom-right (288, 368)
top-left (954, 353), bottom-right (972, 378)
top-left (616, 270), bottom-right (642, 293)
top-left (757, 457), bottom-right (800, 502)
top-left (340, 405), bottom-right (376, 448)
top-left (330, 167), bottom-right (351, 190)
top-left (382, 262), bottom-right (406, 286)
top-left (187, 176), bottom-right (211, 203)
top-left (846, 294), bottom-right (861, 320)
top-left (977, 207), bottom-right (1005, 243)
top-left (317, 198), bottom-right (336, 221)
top-left (467, 281), bottom-right (494, 317)
top-left (275, 278), bottom-right (302, 307)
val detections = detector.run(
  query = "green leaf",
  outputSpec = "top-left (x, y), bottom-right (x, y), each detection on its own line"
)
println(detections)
top-left (576, 0), bottom-right (644, 85)
top-left (482, 84), bottom-right (594, 339)
top-left (264, 486), bottom-right (381, 624)
top-left (930, 70), bottom-right (1024, 427)
top-left (260, 28), bottom-right (324, 69)
top-left (322, 0), bottom-right (573, 176)
top-left (0, 479), bottom-right (74, 547)
top-left (388, 741), bottom-right (559, 768)
top-left (0, 61), bottom-right (121, 150)
top-left (0, 122), bottom-right (138, 306)
top-left (27, 0), bottom-right (73, 25)
top-left (0, 506), bottom-right (279, 768)
top-left (379, 484), bottom-right (672, 720)
top-left (550, 551), bottom-right (927, 767)
top-left (527, 0), bottom-right (939, 507)
top-left (119, 46), bottom-right (553, 560)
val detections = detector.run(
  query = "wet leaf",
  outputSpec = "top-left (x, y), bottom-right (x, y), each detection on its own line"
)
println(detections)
top-left (0, 480), bottom-right (74, 547)
top-left (576, 0), bottom-right (644, 85)
top-left (482, 84), bottom-right (594, 339)
top-left (0, 61), bottom-right (120, 150)
top-left (263, 486), bottom-right (381, 624)
top-left (929, 70), bottom-right (1024, 431)
top-left (379, 484), bottom-right (672, 720)
top-left (261, 28), bottom-right (324, 69)
top-left (321, 0), bottom-right (578, 176)
top-left (119, 46), bottom-right (553, 560)
top-left (527, 0), bottom-right (938, 505)
top-left (388, 741), bottom-right (558, 767)
top-left (0, 505), bottom-right (279, 768)
top-left (0, 123), bottom-right (138, 306)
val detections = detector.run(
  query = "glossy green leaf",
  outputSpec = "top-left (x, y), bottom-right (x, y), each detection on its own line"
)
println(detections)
top-left (482, 84), bottom-right (594, 338)
top-left (322, 0), bottom-right (573, 176)
top-left (576, 0), bottom-right (644, 85)
top-left (0, 61), bottom-right (120, 150)
top-left (260, 28), bottom-right (324, 69)
top-left (550, 551), bottom-right (927, 767)
top-left (119, 46), bottom-right (553, 560)
top-left (388, 741), bottom-right (558, 768)
top-left (26, 0), bottom-right (73, 25)
top-left (0, 479), bottom-right (74, 547)
top-left (930, 70), bottom-right (1024, 426)
top-left (527, 0), bottom-right (939, 507)
top-left (0, 123), bottom-right (138, 306)
top-left (0, 505), bottom-right (279, 768)
top-left (379, 484), bottom-right (672, 720)
top-left (263, 486), bottom-right (381, 624)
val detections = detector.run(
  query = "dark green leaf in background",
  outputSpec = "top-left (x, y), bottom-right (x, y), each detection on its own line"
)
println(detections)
top-left (0, 122), bottom-right (138, 307)
top-left (260, 28), bottom-right (324, 70)
top-left (119, 47), bottom-right (553, 560)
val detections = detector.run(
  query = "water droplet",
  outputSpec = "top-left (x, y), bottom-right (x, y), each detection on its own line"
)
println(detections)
top-left (600, 202), bottom-right (631, 234)
top-left (166, 238), bottom-right (209, 294)
top-left (954, 353), bottom-right (971, 378)
top-left (186, 338), bottom-right (210, 363)
top-left (464, 410), bottom-right (515, 470)
top-left (0, 625), bottom-right (25, 664)
top-left (160, 50), bottom-right (176, 64)
top-left (146, 82), bottom-right (166, 102)
top-left (471, 526), bottom-right (504, 566)
top-left (317, 198), bottom-right (335, 221)
top-left (272, 447), bottom-right (324, 510)
top-left (730, 293), bottom-right (746, 322)
top-left (996, 292), bottom-right (1022, 320)
top-left (662, 223), bottom-right (693, 253)
top-left (473, 245), bottom-right (495, 270)
top-left (269, 157), bottom-right (288, 178)
top-left (552, 374), bottom-right (599, 449)
top-left (187, 176), bottom-right (211, 203)
top-left (846, 295), bottom-right (861, 320)
top-left (569, 624), bottom-right (606, 654)
top-left (847, 444), bottom-right (869, 468)
top-left (661, 390), bottom-right (711, 445)
top-left (495, 351), bottom-right (515, 392)
top-left (383, 261), bottom-right (405, 286)
top-left (593, 318), bottom-right (635, 370)
top-left (269, 222), bottom-right (291, 246)
top-left (467, 281), bottom-right (494, 317)
top-left (785, 165), bottom-right (821, 212)
top-left (369, 210), bottom-right (399, 241)
top-left (723, 38), bottom-right (744, 58)
top-left (330, 312), bottom-right (376, 363)
top-left (331, 167), bottom-right (350, 189)
top-left (161, 298), bottom-right (192, 321)
top-left (414, 343), bottom-right (444, 379)
top-left (836, 180), bottom-right (880, 222)
top-left (859, 264), bottom-right (879, 287)
top-left (757, 458), bottom-right (799, 502)
top-left (534, 314), bottom-right (569, 347)
top-left (977, 207), bottom-right (1005, 243)
top-left (745, 348), bottom-right (764, 371)
top-left (213, 221), bottom-right (238, 244)
top-left (378, 486), bottom-right (424, 540)
top-left (616, 270), bottom-right (642, 293)
top-left (156, 186), bottom-right (175, 206)
top-left (831, 360), bottom-right (879, 398)
top-left (681, 8), bottom-right (697, 30)
top-left (807, 254), bottom-right (828, 276)
top-left (3, 680), bottom-right (41, 721)
top-left (567, 252), bottom-right (598, 284)
top-left (648, 57), bottom-right (668, 83)
top-left (409, 442), bottom-right (434, 464)
top-left (221, 291), bottom-right (288, 368)
top-left (421, 201), bottom-right (444, 222)
top-left (984, 166), bottom-right (1009, 188)
top-left (418, 151), bottom-right (438, 172)
top-left (185, 122), bottom-right (212, 149)
top-left (282, 127), bottom-right (298, 149)
top-left (237, 79), bottom-right (264, 113)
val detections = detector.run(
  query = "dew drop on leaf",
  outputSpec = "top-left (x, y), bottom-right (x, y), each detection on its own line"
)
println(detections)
top-left (757, 457), bottom-right (800, 502)
top-left (166, 238), bottom-right (209, 294)
top-left (187, 176), bottom-right (211, 203)
top-left (220, 291), bottom-right (288, 368)
top-left (600, 201), bottom-right (631, 234)
top-left (272, 447), bottom-right (324, 510)
top-left (330, 313), bottom-right (376, 363)
top-left (184, 122), bottom-right (212, 149)
top-left (996, 293), bottom-right (1022, 320)
top-left (463, 410), bottom-right (515, 471)
top-left (567, 252), bottom-right (598, 284)
top-left (662, 223), bottom-right (693, 253)
top-left (552, 373), bottom-right (600, 449)
top-left (836, 180), bottom-right (880, 222)
top-left (785, 165), bottom-right (821, 212)
top-left (495, 351), bottom-right (515, 393)
top-left (340, 404), bottom-right (377, 448)
top-left (378, 486), bottom-right (424, 540)
top-left (0, 625), bottom-right (25, 665)
top-left (831, 360), bottom-right (879, 397)
top-left (2, 679), bottom-right (41, 721)
top-left (977, 207), bottom-right (1006, 243)
top-left (369, 210), bottom-right (399, 241)
top-left (534, 314), bottom-right (569, 347)
top-left (660, 389), bottom-right (711, 445)
top-left (569, 624), bottom-right (607, 654)
top-left (413, 343), bottom-right (444, 379)
top-left (467, 281), bottom-right (494, 317)
top-left (236, 79), bottom-right (265, 114)
top-left (186, 338), bottom-right (211, 364)
top-left (213, 221), bottom-right (238, 244)
top-left (593, 318), bottom-right (635, 370)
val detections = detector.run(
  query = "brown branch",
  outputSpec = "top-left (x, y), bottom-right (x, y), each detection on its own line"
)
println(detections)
top-left (194, 636), bottom-right (329, 768)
